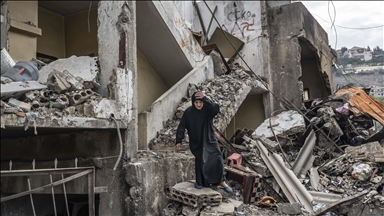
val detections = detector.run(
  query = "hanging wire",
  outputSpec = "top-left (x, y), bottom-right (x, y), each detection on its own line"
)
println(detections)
top-left (202, 0), bottom-right (287, 107)
top-left (88, 1), bottom-right (92, 32)
top-left (312, 14), bottom-right (384, 30)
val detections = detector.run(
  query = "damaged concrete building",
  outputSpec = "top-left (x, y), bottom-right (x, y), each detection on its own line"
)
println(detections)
top-left (1, 1), bottom-right (362, 216)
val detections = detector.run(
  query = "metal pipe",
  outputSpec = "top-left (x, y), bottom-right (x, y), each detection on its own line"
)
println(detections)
top-left (110, 115), bottom-right (123, 171)
top-left (61, 174), bottom-right (70, 216)
top-left (50, 175), bottom-right (57, 216)
top-left (27, 179), bottom-right (37, 216)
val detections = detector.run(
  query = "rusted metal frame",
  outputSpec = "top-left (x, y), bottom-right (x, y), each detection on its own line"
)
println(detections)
top-left (268, 109), bottom-right (292, 168)
top-left (214, 126), bottom-right (288, 203)
top-left (315, 190), bottom-right (369, 216)
top-left (61, 174), bottom-right (70, 216)
top-left (27, 179), bottom-right (37, 216)
top-left (193, 0), bottom-right (208, 45)
top-left (50, 175), bottom-right (57, 216)
top-left (1, 169), bottom-right (93, 202)
top-left (88, 167), bottom-right (96, 216)
top-left (205, 5), bottom-right (218, 42)
top-left (282, 97), bottom-right (344, 153)
top-left (1, 167), bottom-right (94, 177)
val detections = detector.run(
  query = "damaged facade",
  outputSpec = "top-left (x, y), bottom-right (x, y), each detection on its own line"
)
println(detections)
top-left (2, 1), bottom-right (380, 216)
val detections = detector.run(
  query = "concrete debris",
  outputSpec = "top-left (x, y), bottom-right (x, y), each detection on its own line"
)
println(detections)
top-left (38, 55), bottom-right (100, 90)
top-left (1, 81), bottom-right (47, 100)
top-left (169, 181), bottom-right (222, 207)
top-left (277, 203), bottom-right (302, 215)
top-left (149, 66), bottom-right (262, 150)
top-left (252, 110), bottom-right (306, 139)
top-left (345, 141), bottom-right (384, 162)
top-left (199, 202), bottom-right (235, 216)
top-left (143, 66), bottom-right (382, 215)
top-left (182, 205), bottom-right (200, 216)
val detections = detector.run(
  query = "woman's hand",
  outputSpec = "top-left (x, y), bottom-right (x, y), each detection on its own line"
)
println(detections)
top-left (175, 143), bottom-right (181, 152)
top-left (195, 91), bottom-right (205, 99)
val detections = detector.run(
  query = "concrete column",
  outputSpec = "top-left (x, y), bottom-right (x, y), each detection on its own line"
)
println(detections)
top-left (0, 1), bottom-right (8, 50)
top-left (97, 1), bottom-right (137, 215)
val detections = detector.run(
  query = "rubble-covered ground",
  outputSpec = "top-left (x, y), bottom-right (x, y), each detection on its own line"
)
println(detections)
top-left (149, 66), bottom-right (263, 150)
top-left (154, 71), bottom-right (384, 215)
top-left (1, 56), bottom-right (104, 120)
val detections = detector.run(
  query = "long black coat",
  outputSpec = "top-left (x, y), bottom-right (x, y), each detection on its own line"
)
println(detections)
top-left (176, 95), bottom-right (224, 185)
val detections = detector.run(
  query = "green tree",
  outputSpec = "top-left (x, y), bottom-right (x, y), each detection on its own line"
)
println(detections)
top-left (341, 46), bottom-right (348, 55)
top-left (367, 46), bottom-right (371, 51)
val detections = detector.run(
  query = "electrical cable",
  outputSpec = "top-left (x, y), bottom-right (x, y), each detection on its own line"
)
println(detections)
top-left (312, 14), bottom-right (384, 30)
top-left (110, 115), bottom-right (123, 171)
top-left (202, 0), bottom-right (286, 107)
top-left (328, 0), bottom-right (338, 50)
top-left (88, 1), bottom-right (92, 32)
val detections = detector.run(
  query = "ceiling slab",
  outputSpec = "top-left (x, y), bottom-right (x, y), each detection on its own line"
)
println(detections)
top-left (38, 1), bottom-right (99, 16)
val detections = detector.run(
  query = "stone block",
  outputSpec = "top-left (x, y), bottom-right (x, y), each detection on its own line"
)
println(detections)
top-left (46, 73), bottom-right (72, 94)
top-left (228, 198), bottom-right (243, 211)
top-left (199, 202), bottom-right (235, 216)
top-left (277, 203), bottom-right (302, 215)
top-left (169, 181), bottom-right (222, 207)
top-left (182, 205), bottom-right (200, 216)
top-left (252, 110), bottom-right (305, 139)
top-left (125, 152), bottom-right (195, 216)
top-left (38, 55), bottom-right (100, 90)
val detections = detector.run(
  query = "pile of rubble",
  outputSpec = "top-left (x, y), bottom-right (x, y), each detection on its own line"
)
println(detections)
top-left (149, 66), bottom-right (264, 150)
top-left (161, 84), bottom-right (384, 215)
top-left (1, 50), bottom-right (103, 119)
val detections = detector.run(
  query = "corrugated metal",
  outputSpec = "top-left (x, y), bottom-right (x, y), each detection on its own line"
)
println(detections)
top-left (252, 138), bottom-right (314, 213)
top-left (333, 87), bottom-right (384, 125)
top-left (309, 191), bottom-right (342, 204)
top-left (292, 130), bottom-right (316, 177)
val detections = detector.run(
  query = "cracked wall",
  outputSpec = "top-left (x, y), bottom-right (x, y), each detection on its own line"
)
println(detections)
top-left (266, 2), bottom-right (334, 113)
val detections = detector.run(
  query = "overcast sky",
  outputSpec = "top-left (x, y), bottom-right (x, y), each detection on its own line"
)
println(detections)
top-left (299, 1), bottom-right (384, 51)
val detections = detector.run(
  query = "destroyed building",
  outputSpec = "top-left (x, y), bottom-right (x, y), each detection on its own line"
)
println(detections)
top-left (2, 1), bottom-right (381, 216)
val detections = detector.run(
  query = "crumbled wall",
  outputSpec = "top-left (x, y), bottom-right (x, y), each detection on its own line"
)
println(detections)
top-left (125, 151), bottom-right (195, 216)
top-left (266, 2), bottom-right (334, 113)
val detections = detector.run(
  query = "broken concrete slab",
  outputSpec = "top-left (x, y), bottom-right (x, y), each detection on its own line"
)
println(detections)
top-left (228, 198), bottom-right (243, 211)
top-left (47, 73), bottom-right (72, 94)
top-left (47, 70), bottom-right (85, 92)
top-left (277, 203), bottom-right (302, 215)
top-left (182, 205), bottom-right (200, 216)
top-left (345, 141), bottom-right (384, 162)
top-left (199, 201), bottom-right (235, 216)
top-left (252, 110), bottom-right (305, 139)
top-left (38, 55), bottom-right (100, 90)
top-left (169, 181), bottom-right (222, 208)
top-left (1, 81), bottom-right (47, 100)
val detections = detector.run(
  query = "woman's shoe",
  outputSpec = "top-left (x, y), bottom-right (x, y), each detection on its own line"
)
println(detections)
top-left (194, 182), bottom-right (203, 189)
top-left (222, 186), bottom-right (233, 194)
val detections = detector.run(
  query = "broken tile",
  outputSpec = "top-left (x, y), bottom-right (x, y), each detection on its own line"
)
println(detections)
top-left (252, 110), bottom-right (306, 139)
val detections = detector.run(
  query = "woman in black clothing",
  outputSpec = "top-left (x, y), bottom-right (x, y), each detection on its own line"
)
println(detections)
top-left (175, 91), bottom-right (232, 193)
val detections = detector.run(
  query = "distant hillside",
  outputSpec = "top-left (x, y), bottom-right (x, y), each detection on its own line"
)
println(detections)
top-left (332, 72), bottom-right (384, 90)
